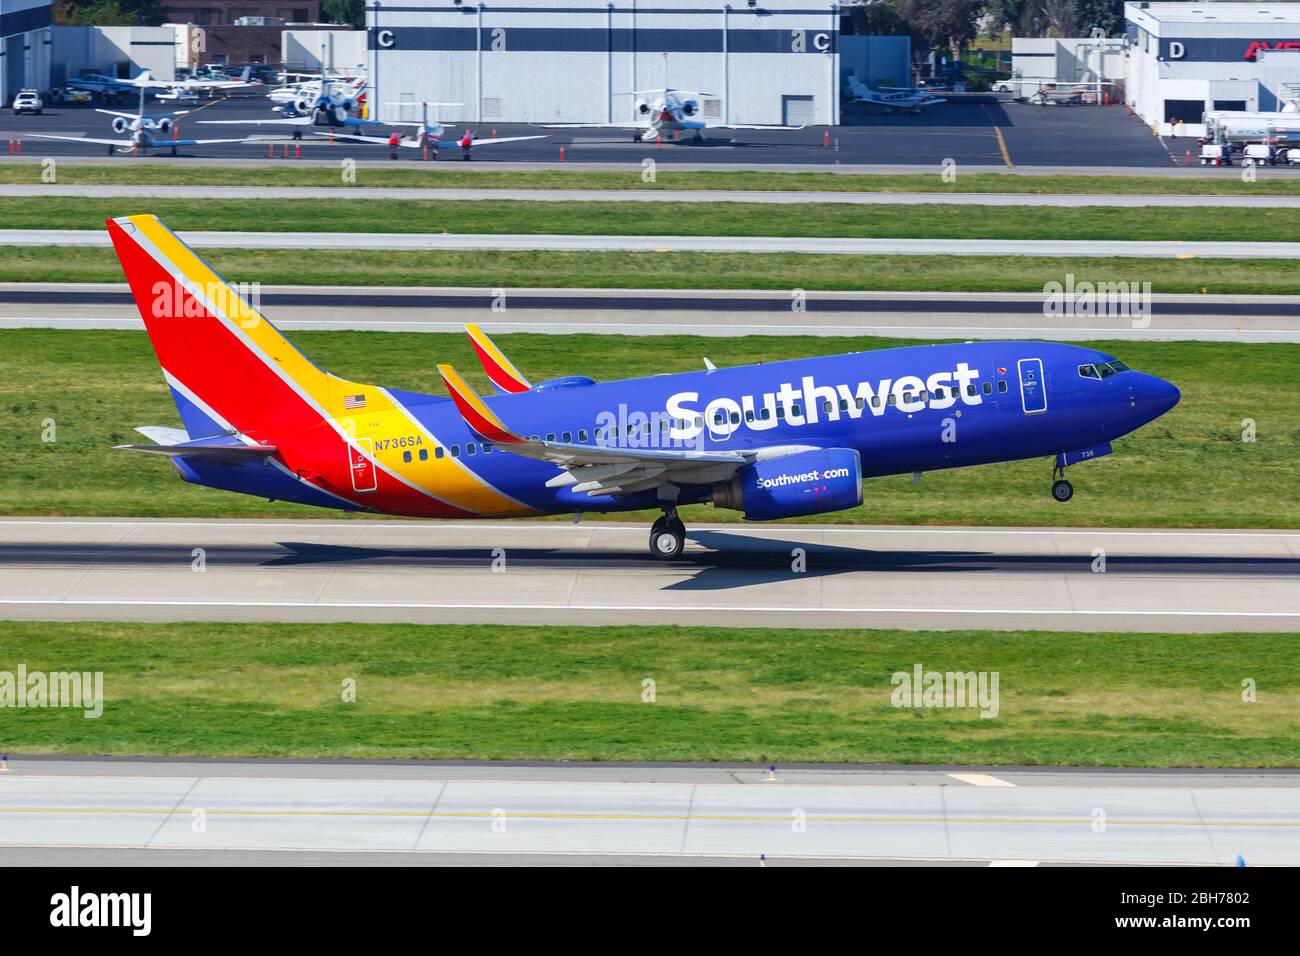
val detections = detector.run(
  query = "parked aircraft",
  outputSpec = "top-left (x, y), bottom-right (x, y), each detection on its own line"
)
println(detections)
top-left (846, 76), bottom-right (946, 113)
top-left (542, 87), bottom-right (803, 142)
top-left (321, 101), bottom-right (546, 158)
top-left (148, 66), bottom-right (262, 99)
top-left (200, 74), bottom-right (380, 136)
top-left (107, 215), bottom-right (1180, 560)
top-left (26, 87), bottom-right (252, 155)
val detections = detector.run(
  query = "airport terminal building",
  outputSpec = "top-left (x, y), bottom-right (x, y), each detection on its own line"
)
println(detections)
top-left (366, 0), bottom-right (842, 126)
top-left (1126, 2), bottom-right (1300, 123)
top-left (1, 0), bottom-right (51, 105)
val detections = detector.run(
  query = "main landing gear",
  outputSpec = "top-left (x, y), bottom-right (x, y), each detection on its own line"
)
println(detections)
top-left (649, 507), bottom-right (686, 560)
top-left (1051, 461), bottom-right (1074, 503)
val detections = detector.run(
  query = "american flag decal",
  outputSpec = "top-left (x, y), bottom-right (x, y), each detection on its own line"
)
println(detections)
top-left (344, 394), bottom-right (366, 409)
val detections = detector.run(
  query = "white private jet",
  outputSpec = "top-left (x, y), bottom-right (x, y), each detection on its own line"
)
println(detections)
top-left (846, 75), bottom-right (945, 113)
top-left (200, 74), bottom-right (381, 138)
top-left (26, 85), bottom-right (253, 156)
top-left (319, 101), bottom-right (547, 159)
top-left (542, 87), bottom-right (804, 143)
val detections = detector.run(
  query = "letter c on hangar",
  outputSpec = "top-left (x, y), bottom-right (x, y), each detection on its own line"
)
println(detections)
top-left (813, 32), bottom-right (831, 53)
top-left (377, 29), bottom-right (395, 48)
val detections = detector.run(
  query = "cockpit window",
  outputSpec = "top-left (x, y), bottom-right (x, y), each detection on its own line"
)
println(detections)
top-left (1078, 364), bottom-right (1101, 380)
top-left (1108, 359), bottom-right (1129, 372)
top-left (1097, 363), bottom-right (1116, 379)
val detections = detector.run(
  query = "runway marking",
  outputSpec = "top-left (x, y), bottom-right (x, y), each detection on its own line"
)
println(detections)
top-left (948, 773), bottom-right (1016, 788)
top-left (0, 599), bottom-right (1295, 618)
top-left (0, 519), bottom-right (1295, 538)
top-left (989, 860), bottom-right (1040, 867)
top-left (0, 807), bottom-right (1294, 827)
top-left (983, 105), bottom-right (1014, 169)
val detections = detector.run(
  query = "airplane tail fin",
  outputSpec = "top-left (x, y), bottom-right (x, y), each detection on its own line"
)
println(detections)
top-left (465, 323), bottom-right (531, 393)
top-left (105, 214), bottom-right (358, 441)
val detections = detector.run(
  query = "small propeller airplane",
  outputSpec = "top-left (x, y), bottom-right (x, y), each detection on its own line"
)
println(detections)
top-left (64, 70), bottom-right (156, 98)
top-left (543, 86), bottom-right (805, 142)
top-left (319, 101), bottom-right (547, 159)
top-left (26, 85), bottom-right (253, 156)
top-left (105, 215), bottom-right (1182, 561)
top-left (846, 75), bottom-right (946, 113)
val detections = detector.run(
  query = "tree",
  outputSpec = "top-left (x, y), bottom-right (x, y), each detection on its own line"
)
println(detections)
top-left (897, 0), bottom-right (979, 56)
top-left (321, 0), bottom-right (365, 29)
top-left (54, 0), bottom-right (166, 26)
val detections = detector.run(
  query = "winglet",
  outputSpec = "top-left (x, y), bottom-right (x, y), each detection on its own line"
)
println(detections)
top-left (466, 323), bottom-right (531, 394)
top-left (437, 364), bottom-right (524, 445)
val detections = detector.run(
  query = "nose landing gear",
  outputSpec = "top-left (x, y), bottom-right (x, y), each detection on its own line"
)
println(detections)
top-left (649, 508), bottom-right (686, 560)
top-left (1051, 462), bottom-right (1074, 502)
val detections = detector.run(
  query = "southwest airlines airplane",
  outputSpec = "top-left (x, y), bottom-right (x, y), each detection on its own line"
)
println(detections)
top-left (109, 215), bottom-right (1181, 560)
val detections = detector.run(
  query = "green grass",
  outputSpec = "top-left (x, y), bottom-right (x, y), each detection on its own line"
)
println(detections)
top-left (8, 195), bottom-right (1300, 242)
top-left (2, 621), bottom-right (1295, 766)
top-left (5, 329), bottom-right (1296, 527)
top-left (13, 163), bottom-right (1300, 195)
top-left (1, 245), bottom-right (1295, 293)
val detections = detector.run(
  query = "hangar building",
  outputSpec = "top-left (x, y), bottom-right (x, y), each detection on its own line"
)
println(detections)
top-left (366, 0), bottom-right (842, 126)
top-left (1126, 2), bottom-right (1300, 123)
top-left (1, 0), bottom-right (51, 105)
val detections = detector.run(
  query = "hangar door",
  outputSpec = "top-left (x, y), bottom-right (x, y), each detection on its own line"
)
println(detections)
top-left (782, 95), bottom-right (815, 126)
top-left (5, 37), bottom-right (23, 104)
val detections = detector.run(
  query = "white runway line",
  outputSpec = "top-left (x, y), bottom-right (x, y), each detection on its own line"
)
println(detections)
top-left (948, 773), bottom-right (1018, 788)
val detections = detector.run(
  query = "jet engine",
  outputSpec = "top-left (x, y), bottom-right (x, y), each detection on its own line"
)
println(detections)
top-left (712, 448), bottom-right (862, 520)
top-left (292, 98), bottom-right (312, 116)
top-left (679, 98), bottom-right (699, 117)
top-left (635, 99), bottom-right (651, 116)
top-left (155, 117), bottom-right (173, 134)
top-left (111, 116), bottom-right (129, 134)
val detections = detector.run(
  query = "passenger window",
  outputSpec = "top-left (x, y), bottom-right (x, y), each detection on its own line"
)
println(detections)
top-left (744, 410), bottom-right (754, 423)
top-left (966, 384), bottom-right (977, 396)
top-left (403, 451), bottom-right (412, 463)
top-left (792, 404), bottom-right (802, 417)
top-left (982, 382), bottom-right (992, 395)
top-left (562, 431), bottom-right (572, 442)
top-left (578, 429), bottom-right (588, 442)
top-left (858, 398), bottom-right (867, 409)
top-left (546, 433), bottom-right (556, 442)
top-left (887, 395), bottom-right (897, 406)
top-left (435, 446), bottom-right (444, 459)
top-left (870, 397), bottom-right (879, 408)
top-left (483, 445), bottom-right (492, 454)
top-left (823, 401), bottom-right (833, 413)
top-left (919, 390), bottom-right (928, 401)
top-left (839, 399), bottom-right (849, 411)
top-left (467, 444), bottom-right (477, 456)
top-left (997, 381), bottom-right (1008, 393)
top-left (760, 408), bottom-right (771, 420)
top-left (730, 412), bottom-right (740, 425)
top-left (451, 445), bottom-right (460, 458)
top-left (418, 448), bottom-right (428, 461)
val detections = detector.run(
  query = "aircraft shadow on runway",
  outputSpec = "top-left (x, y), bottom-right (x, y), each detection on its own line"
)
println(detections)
top-left (5, 538), bottom-right (1295, 594)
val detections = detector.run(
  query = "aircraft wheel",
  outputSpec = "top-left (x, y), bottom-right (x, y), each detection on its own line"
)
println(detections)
top-left (693, 132), bottom-right (703, 144)
top-left (649, 517), bottom-right (685, 560)
top-left (1051, 479), bottom-right (1074, 503)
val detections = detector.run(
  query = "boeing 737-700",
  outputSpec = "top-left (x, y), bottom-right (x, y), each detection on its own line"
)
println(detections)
top-left (108, 215), bottom-right (1180, 560)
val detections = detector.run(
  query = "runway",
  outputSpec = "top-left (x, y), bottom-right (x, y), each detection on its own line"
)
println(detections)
top-left (2, 284), bottom-right (1294, 342)
top-left (2, 758), bottom-right (1296, 865)
top-left (1, 519), bottom-right (1296, 632)
top-left (4, 228), bottom-right (1299, 259)
top-left (8, 182), bottom-right (1298, 207)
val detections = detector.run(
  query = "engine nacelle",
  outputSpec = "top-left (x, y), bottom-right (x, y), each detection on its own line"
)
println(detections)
top-left (339, 98), bottom-right (355, 114)
top-left (293, 99), bottom-right (312, 116)
top-left (636, 99), bottom-right (651, 115)
top-left (713, 448), bottom-right (862, 520)
top-left (111, 116), bottom-right (129, 134)
top-left (155, 117), bottom-right (173, 134)
top-left (680, 99), bottom-right (699, 117)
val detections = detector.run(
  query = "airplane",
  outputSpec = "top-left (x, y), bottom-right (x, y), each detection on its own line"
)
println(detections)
top-left (319, 101), bottom-right (547, 159)
top-left (105, 214), bottom-right (1182, 561)
top-left (148, 66), bottom-right (262, 99)
top-left (199, 74), bottom-right (381, 138)
top-left (542, 87), bottom-right (804, 143)
top-left (846, 75), bottom-right (945, 113)
top-left (65, 70), bottom-right (158, 98)
top-left (26, 86), bottom-right (253, 156)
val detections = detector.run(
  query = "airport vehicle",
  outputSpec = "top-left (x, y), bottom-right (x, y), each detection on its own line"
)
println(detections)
top-left (321, 101), bottom-right (546, 159)
top-left (1199, 143), bottom-right (1233, 166)
top-left (26, 87), bottom-right (251, 155)
top-left (107, 215), bottom-right (1181, 560)
top-left (11, 89), bottom-right (42, 115)
top-left (147, 66), bottom-right (261, 98)
top-left (846, 76), bottom-right (945, 113)
top-left (541, 86), bottom-right (803, 142)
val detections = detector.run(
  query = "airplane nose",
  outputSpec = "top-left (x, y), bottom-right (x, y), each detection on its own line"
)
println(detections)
top-left (1131, 373), bottom-right (1180, 421)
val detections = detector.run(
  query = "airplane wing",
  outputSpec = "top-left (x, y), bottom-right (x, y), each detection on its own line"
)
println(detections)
top-left (464, 133), bottom-right (549, 146)
top-left (438, 364), bottom-right (751, 497)
top-left (538, 123), bottom-right (644, 130)
top-left (169, 138), bottom-right (263, 147)
top-left (311, 131), bottom-right (399, 146)
top-left (199, 116), bottom-right (313, 127)
top-left (26, 133), bottom-right (132, 147)
top-left (115, 442), bottom-right (277, 459)
top-left (466, 323), bottom-right (531, 393)
top-left (94, 108), bottom-right (142, 120)
top-left (701, 122), bottom-right (805, 131)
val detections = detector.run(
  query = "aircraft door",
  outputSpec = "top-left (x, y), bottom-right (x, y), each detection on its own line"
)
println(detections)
top-left (348, 436), bottom-right (378, 492)
top-left (1017, 358), bottom-right (1047, 415)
